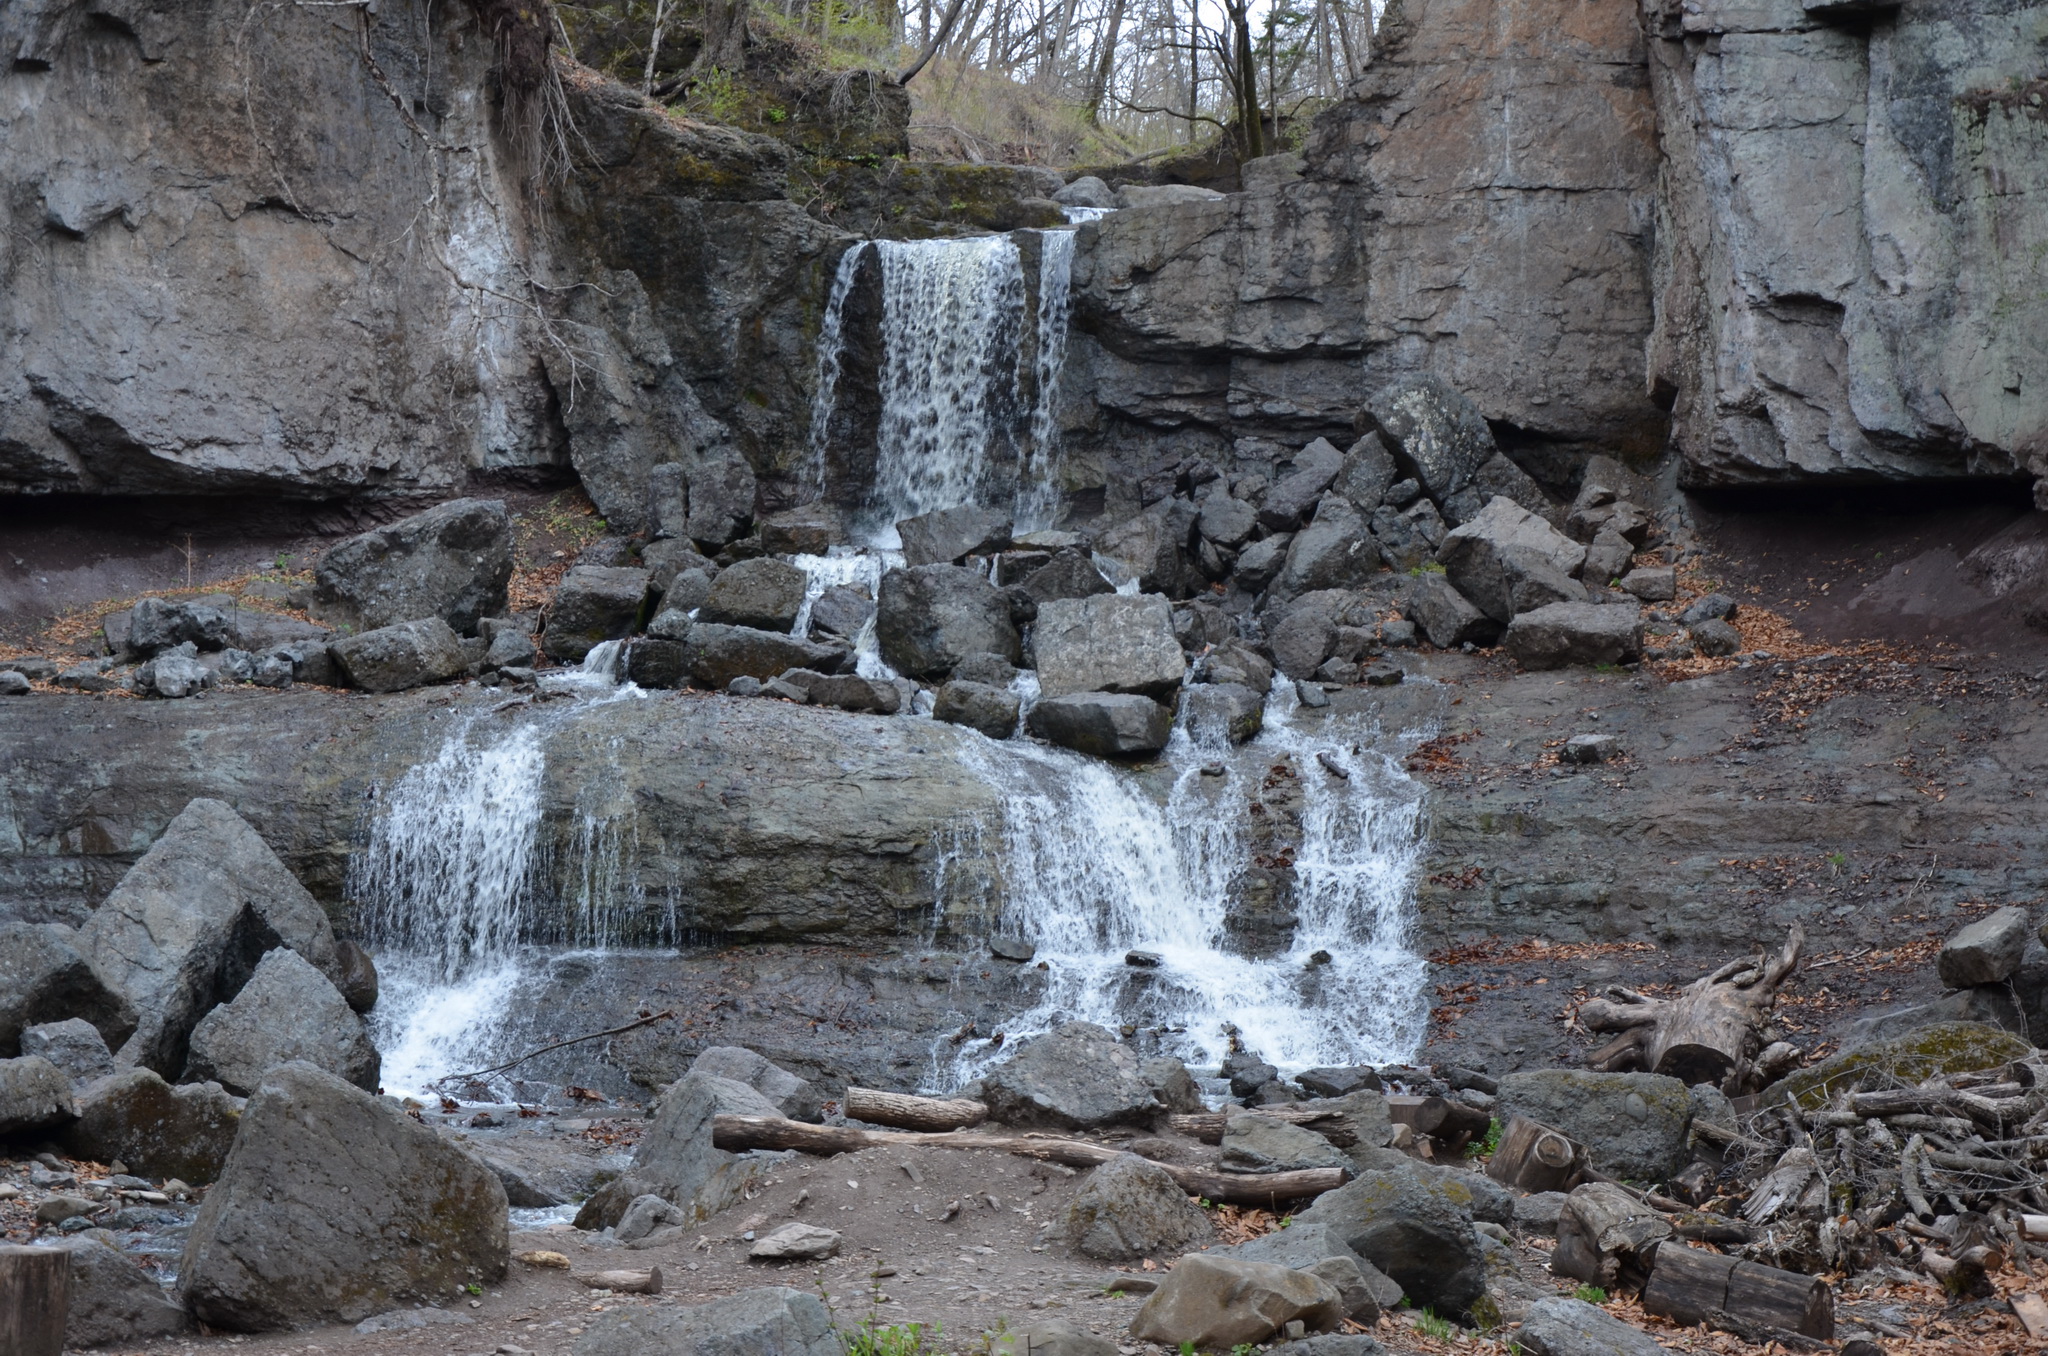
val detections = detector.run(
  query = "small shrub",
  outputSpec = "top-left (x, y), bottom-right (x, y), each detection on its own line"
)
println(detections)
top-left (1573, 1284), bottom-right (1609, 1304)
top-left (1415, 1308), bottom-right (1456, 1340)
top-left (1467, 1118), bottom-right (1502, 1158)
top-left (845, 1320), bottom-right (941, 1356)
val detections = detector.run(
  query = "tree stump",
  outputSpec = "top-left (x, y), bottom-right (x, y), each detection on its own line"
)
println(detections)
top-left (1580, 923), bottom-right (1804, 1092)
top-left (1486, 1115), bottom-right (1585, 1194)
top-left (0, 1244), bottom-right (69, 1356)
top-left (1641, 1240), bottom-right (1833, 1340)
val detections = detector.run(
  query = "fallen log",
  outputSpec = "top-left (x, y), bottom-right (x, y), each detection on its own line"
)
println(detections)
top-left (1167, 1106), bottom-right (1356, 1146)
top-left (1486, 1115), bottom-right (1584, 1194)
top-left (1641, 1240), bottom-right (1833, 1340)
top-left (574, 1268), bottom-right (662, 1295)
top-left (0, 1244), bottom-right (69, 1356)
top-left (843, 1087), bottom-right (987, 1131)
top-left (1581, 923), bottom-right (1803, 1092)
top-left (1386, 1095), bottom-right (1492, 1144)
top-left (709, 1115), bottom-right (1349, 1205)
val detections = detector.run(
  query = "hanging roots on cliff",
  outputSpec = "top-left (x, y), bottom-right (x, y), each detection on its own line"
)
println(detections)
top-left (463, 0), bottom-right (578, 185)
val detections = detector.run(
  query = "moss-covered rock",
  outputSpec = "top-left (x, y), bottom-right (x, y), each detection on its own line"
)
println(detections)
top-left (1766, 1021), bottom-right (2034, 1110)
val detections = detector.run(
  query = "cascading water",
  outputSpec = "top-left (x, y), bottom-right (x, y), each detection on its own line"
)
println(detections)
top-left (934, 678), bottom-right (1430, 1088)
top-left (1016, 228), bottom-right (1078, 532)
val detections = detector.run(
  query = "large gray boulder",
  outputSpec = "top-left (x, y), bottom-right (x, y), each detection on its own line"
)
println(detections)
top-left (1259, 438), bottom-right (1347, 530)
top-left (1095, 500), bottom-right (1198, 598)
top-left (1060, 1152), bottom-right (1212, 1261)
top-left (1368, 377), bottom-right (1498, 503)
top-left (1179, 682), bottom-right (1264, 745)
top-left (807, 582), bottom-right (875, 641)
top-left (543, 565), bottom-right (652, 662)
top-left (0, 922), bottom-right (133, 1057)
top-left (897, 504), bottom-right (1012, 566)
top-left (126, 597), bottom-right (233, 655)
top-left (330, 617), bottom-right (468, 692)
top-left (1938, 907), bottom-right (2032, 988)
top-left (876, 564), bottom-right (1021, 678)
top-left (1033, 593), bottom-right (1186, 700)
top-left (982, 1022), bottom-right (1169, 1130)
top-left (1369, 499), bottom-right (1448, 573)
top-left (1221, 1112), bottom-right (1352, 1172)
top-left (54, 1236), bottom-right (188, 1348)
top-left (1495, 1071), bottom-right (1692, 1181)
top-left (572, 1287), bottom-right (840, 1356)
top-left (1026, 693), bottom-right (1172, 757)
top-left (0, 1055), bottom-right (74, 1133)
top-left (684, 1046), bottom-right (823, 1122)
top-left (1292, 1164), bottom-right (1487, 1316)
top-left (1503, 602), bottom-right (1644, 670)
top-left (183, 948), bottom-right (380, 1095)
top-left (1129, 1254), bottom-right (1345, 1350)
top-left (1436, 497), bottom-right (1589, 624)
top-left (308, 498), bottom-right (513, 635)
top-left (1335, 432), bottom-right (1399, 512)
top-left (934, 680), bottom-right (1022, 738)
top-left (1404, 574), bottom-right (1499, 649)
top-left (79, 798), bottom-right (343, 1074)
top-left (20, 1018), bottom-right (115, 1084)
top-left (698, 558), bottom-right (807, 633)
top-left (63, 1068), bottom-right (243, 1182)
top-left (681, 624), bottom-right (846, 689)
top-left (573, 1072), bottom-right (768, 1230)
top-left (1212, 1222), bottom-right (1402, 1321)
top-left (1268, 589), bottom-right (1374, 679)
top-left (1019, 547), bottom-right (1116, 604)
top-left (991, 1319), bottom-right (1118, 1356)
top-left (1198, 495), bottom-right (1258, 547)
top-left (1516, 1295), bottom-right (1671, 1356)
top-left (1274, 497), bottom-right (1382, 600)
top-left (181, 1062), bottom-right (508, 1331)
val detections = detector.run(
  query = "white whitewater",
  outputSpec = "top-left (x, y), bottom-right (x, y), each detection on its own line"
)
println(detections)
top-left (936, 680), bottom-right (1429, 1087)
top-left (1016, 227), bottom-right (1077, 532)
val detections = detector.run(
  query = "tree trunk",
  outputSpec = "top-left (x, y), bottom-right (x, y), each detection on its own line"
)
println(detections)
top-left (843, 1086), bottom-right (987, 1131)
top-left (695, 0), bottom-right (751, 73)
top-left (1641, 1241), bottom-right (1834, 1341)
top-left (1223, 0), bottom-right (1262, 159)
top-left (708, 1115), bottom-right (1349, 1205)
top-left (1167, 1106), bottom-right (1355, 1146)
top-left (1486, 1115), bottom-right (1585, 1195)
top-left (0, 1245), bottom-right (69, 1356)
top-left (574, 1268), bottom-right (662, 1294)
top-left (1580, 923), bottom-right (1804, 1092)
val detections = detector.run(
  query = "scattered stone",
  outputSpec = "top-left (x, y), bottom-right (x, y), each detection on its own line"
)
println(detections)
top-left (934, 680), bottom-right (1022, 739)
top-left (1295, 679), bottom-right (1330, 708)
top-left (1292, 1164), bottom-right (1487, 1315)
top-left (1618, 567), bottom-right (1676, 601)
top-left (79, 799), bottom-right (342, 1074)
top-left (698, 558), bottom-right (807, 633)
top-left (1179, 682), bottom-right (1263, 744)
top-left (1299, 1067), bottom-right (1382, 1098)
top-left (897, 505), bottom-right (1013, 566)
top-left (62, 1068), bottom-right (243, 1182)
top-left (1361, 661), bottom-right (1403, 687)
top-left (1213, 1223), bottom-right (1400, 1323)
top-left (353, 1308), bottom-right (476, 1334)
top-left (1234, 534), bottom-right (1293, 592)
top-left (483, 626), bottom-right (537, 670)
top-left (126, 597), bottom-right (232, 656)
top-left (990, 1318), bottom-right (1117, 1356)
top-left (808, 583), bottom-right (875, 642)
top-left (0, 671), bottom-right (29, 695)
top-left (726, 675), bottom-right (763, 696)
top-left (756, 507), bottom-right (837, 557)
top-left (876, 565), bottom-right (1022, 678)
top-left (990, 936), bottom-right (1037, 962)
top-left (982, 1022), bottom-right (1170, 1130)
top-left (485, 1157), bottom-right (567, 1209)
top-left (1143, 1057), bottom-right (1207, 1114)
top-left (183, 948), bottom-right (380, 1095)
top-left (1026, 693), bottom-right (1172, 757)
top-left (53, 1236), bottom-right (188, 1347)
top-left (543, 566), bottom-right (652, 662)
top-left (1437, 497), bottom-right (1590, 623)
top-left (1442, 452), bottom-right (1557, 527)
top-left (615, 1193), bottom-right (690, 1243)
top-left (181, 1062), bottom-right (506, 1330)
top-left (684, 1047), bottom-right (823, 1122)
top-left (1495, 1071), bottom-right (1692, 1180)
top-left (1504, 601), bottom-right (1644, 670)
top-left (748, 1222), bottom-right (842, 1260)
top-left (1095, 500), bottom-right (1199, 597)
top-left (1221, 1113), bottom-right (1352, 1173)
top-left (1936, 909), bottom-right (2032, 988)
top-left (761, 677), bottom-right (809, 703)
top-left (574, 1072), bottom-right (769, 1231)
top-left (0, 922), bottom-right (132, 1058)
top-left (1514, 1295), bottom-right (1669, 1355)
top-left (1264, 1337), bottom-right (1387, 1356)
top-left (36, 1194), bottom-right (95, 1223)
top-left (1128, 1253), bottom-right (1344, 1349)
top-left (1259, 439), bottom-right (1348, 531)
top-left (1199, 495), bottom-right (1258, 547)
top-left (1369, 500), bottom-right (1448, 573)
top-left (1034, 593), bottom-right (1187, 700)
top-left (1019, 548), bottom-right (1116, 605)
top-left (135, 647), bottom-right (211, 698)
top-left (308, 498), bottom-right (513, 634)
top-left (777, 669), bottom-right (902, 714)
top-left (1514, 1191), bottom-right (1568, 1236)
top-left (1580, 527), bottom-right (1636, 586)
top-left (1561, 733), bottom-right (1620, 765)
top-left (570, 1286), bottom-right (840, 1356)
top-left (1369, 377), bottom-right (1498, 503)
top-left (1688, 617), bottom-right (1740, 657)
top-left (681, 625), bottom-right (847, 689)
top-left (0, 656), bottom-right (57, 680)
top-left (0, 1055), bottom-right (75, 1133)
top-left (1402, 575), bottom-right (1496, 649)
top-left (1274, 499), bottom-right (1383, 600)
top-left (330, 617), bottom-right (468, 692)
top-left (20, 1018), bottom-right (115, 1083)
top-left (1202, 641), bottom-right (1275, 692)
top-left (1677, 592), bottom-right (1734, 624)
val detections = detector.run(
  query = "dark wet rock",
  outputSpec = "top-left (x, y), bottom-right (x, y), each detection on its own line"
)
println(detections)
top-left (808, 583), bottom-right (875, 641)
top-left (625, 638), bottom-right (690, 689)
top-left (181, 1062), bottom-right (507, 1331)
top-left (1094, 501), bottom-right (1198, 598)
top-left (1293, 1164), bottom-right (1487, 1316)
top-left (685, 1046), bottom-right (823, 1122)
top-left (183, 948), bottom-right (380, 1095)
top-left (308, 499), bottom-right (512, 635)
top-left (699, 558), bottom-right (807, 633)
top-left (681, 625), bottom-right (847, 689)
top-left (543, 567), bottom-right (652, 662)
top-left (983, 1022), bottom-right (1169, 1131)
top-left (1061, 1152), bottom-right (1212, 1260)
top-left (0, 922), bottom-right (133, 1057)
top-left (62, 1068), bottom-right (243, 1182)
top-left (1437, 497), bottom-right (1589, 624)
top-left (1180, 682), bottom-right (1263, 745)
top-left (1235, 533), bottom-right (1293, 592)
top-left (79, 798), bottom-right (342, 1074)
top-left (333, 940), bottom-right (379, 1015)
top-left (571, 1287), bottom-right (840, 1356)
top-left (1198, 495), bottom-right (1258, 548)
top-left (876, 565), bottom-right (1021, 679)
top-left (52, 1236), bottom-right (188, 1347)
top-left (0, 1055), bottom-right (74, 1133)
top-left (1369, 378), bottom-right (1498, 504)
top-left (897, 505), bottom-right (1013, 567)
top-left (1034, 594), bottom-right (1186, 700)
top-left (1027, 693), bottom-right (1173, 757)
top-left (934, 680), bottom-right (1022, 739)
top-left (1504, 602), bottom-right (1644, 670)
top-left (331, 617), bottom-right (468, 692)
top-left (1019, 548), bottom-right (1116, 605)
top-left (20, 1018), bottom-right (115, 1084)
top-left (1495, 1071), bottom-right (1692, 1180)
top-left (1299, 1067), bottom-right (1383, 1099)
top-left (575, 1072), bottom-right (771, 1230)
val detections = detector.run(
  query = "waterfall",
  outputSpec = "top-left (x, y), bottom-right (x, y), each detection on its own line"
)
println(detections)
top-left (1016, 228), bottom-right (1077, 532)
top-left (935, 680), bottom-right (1430, 1087)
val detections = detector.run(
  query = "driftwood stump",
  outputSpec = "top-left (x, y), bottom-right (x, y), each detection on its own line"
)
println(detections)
top-left (843, 1087), bottom-right (987, 1131)
top-left (1580, 923), bottom-right (1804, 1092)
top-left (1641, 1240), bottom-right (1833, 1340)
top-left (1486, 1115), bottom-right (1585, 1194)
top-left (0, 1244), bottom-right (69, 1356)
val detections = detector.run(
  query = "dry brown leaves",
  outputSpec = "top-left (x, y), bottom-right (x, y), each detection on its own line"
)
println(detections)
top-left (21, 570), bottom-right (316, 662)
top-left (1429, 936), bottom-right (1658, 967)
top-left (1208, 1204), bottom-right (1282, 1245)
top-left (1405, 729), bottom-right (1477, 776)
top-left (577, 1119), bottom-right (645, 1150)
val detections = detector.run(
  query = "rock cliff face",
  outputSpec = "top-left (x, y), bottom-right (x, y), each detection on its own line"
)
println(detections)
top-left (1643, 0), bottom-right (2048, 490)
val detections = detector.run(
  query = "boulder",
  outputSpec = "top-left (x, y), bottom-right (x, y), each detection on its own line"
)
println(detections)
top-left (897, 505), bottom-right (1013, 566)
top-left (1179, 682), bottom-right (1263, 745)
top-left (1235, 533), bottom-right (1293, 592)
top-left (1688, 617), bottom-right (1740, 657)
top-left (1198, 495), bottom-right (1258, 547)
top-left (1274, 498), bottom-right (1382, 599)
top-left (1843, 988), bottom-right (2029, 1048)
top-left (991, 1319), bottom-right (1118, 1356)
top-left (1202, 641), bottom-right (1275, 692)
top-left (1515, 1191), bottom-right (1569, 1236)
top-left (1128, 1254), bottom-right (1344, 1350)
top-left (1060, 1152), bottom-right (1211, 1261)
top-left (682, 625), bottom-right (847, 689)
top-left (136, 648), bottom-right (213, 698)
top-left (1618, 567), bottom-right (1676, 602)
top-left (933, 680), bottom-right (1021, 739)
top-left (1019, 548), bottom-right (1116, 604)
top-left (1369, 377), bottom-right (1498, 503)
top-left (684, 1046), bottom-right (823, 1122)
top-left (1580, 527), bottom-right (1635, 586)
top-left (1220, 1112), bottom-right (1352, 1173)
top-left (126, 597), bottom-right (233, 655)
top-left (19, 1018), bottom-right (115, 1083)
top-left (1259, 438), bottom-right (1348, 531)
top-left (1056, 175), bottom-right (1116, 208)
top-left (808, 583), bottom-right (875, 642)
top-left (1766, 1021), bottom-right (2033, 1110)
top-left (1094, 500), bottom-right (1198, 598)
top-left (1494, 1071), bottom-right (1692, 1180)
top-left (1678, 593), bottom-right (1736, 625)
top-left (1335, 433), bottom-right (1399, 512)
top-left (1938, 907), bottom-right (2031, 988)
top-left (982, 1022), bottom-right (1169, 1130)
top-left (543, 566), bottom-right (652, 662)
top-left (333, 940), bottom-right (379, 1015)
top-left (330, 617), bottom-right (468, 692)
top-left (1265, 1338), bottom-right (1388, 1356)
top-left (1291, 1165), bottom-right (1487, 1316)
top-left (682, 449), bottom-right (758, 550)
top-left (79, 798), bottom-right (342, 1074)
top-left (482, 625), bottom-right (537, 670)
top-left (1269, 590), bottom-right (1374, 679)
top-left (1369, 500), bottom-right (1447, 573)
top-left (1515, 1295), bottom-right (1670, 1356)
top-left (1116, 183), bottom-right (1227, 208)
top-left (62, 1068), bottom-right (242, 1181)
top-left (777, 669), bottom-right (902, 715)
top-left (625, 638), bottom-right (689, 689)
top-left (1142, 1056), bottom-right (1207, 1114)
top-left (53, 1236), bottom-right (188, 1347)
top-left (1436, 497), bottom-right (1589, 624)
top-left (876, 565), bottom-right (1022, 678)
top-left (0, 1055), bottom-right (74, 1133)
top-left (181, 1062), bottom-right (506, 1329)
top-left (1442, 452), bottom-right (1557, 526)
top-left (183, 948), bottom-right (380, 1095)
top-left (1504, 602), bottom-right (1644, 670)
top-left (0, 922), bottom-right (133, 1057)
top-left (571, 1287), bottom-right (839, 1356)
top-left (1026, 693), bottom-right (1172, 757)
top-left (698, 558), bottom-right (807, 633)
top-left (307, 499), bottom-right (513, 635)
top-left (1213, 1223), bottom-right (1400, 1319)
top-left (1298, 1067), bottom-right (1382, 1099)
top-left (615, 1193), bottom-right (690, 1243)
top-left (757, 507), bottom-right (837, 557)
top-left (1404, 574), bottom-right (1499, 649)
top-left (749, 1222), bottom-right (842, 1260)
top-left (1562, 733), bottom-right (1621, 764)
top-left (1033, 594), bottom-right (1187, 700)
top-left (484, 1157), bottom-right (566, 1209)
top-left (573, 1072), bottom-right (767, 1231)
